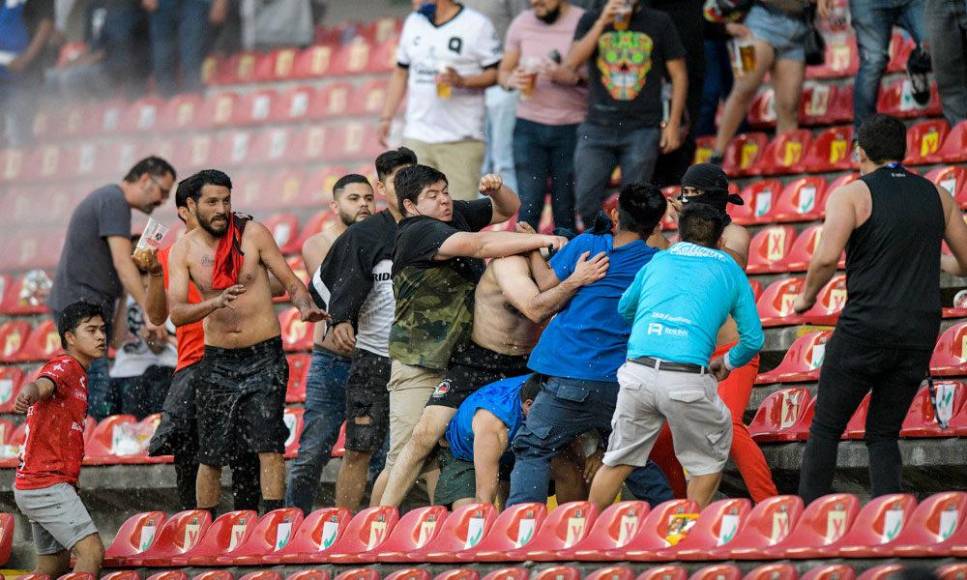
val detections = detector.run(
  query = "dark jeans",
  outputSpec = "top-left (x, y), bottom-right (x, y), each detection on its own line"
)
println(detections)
top-left (926, 0), bottom-right (967, 125)
top-left (101, 2), bottom-right (151, 98)
top-left (798, 330), bottom-right (933, 504)
top-left (109, 365), bottom-right (173, 420)
top-left (512, 118), bottom-right (578, 232)
top-left (849, 0), bottom-right (926, 129)
top-left (507, 376), bottom-right (673, 507)
top-left (698, 38), bottom-right (735, 138)
top-left (573, 122), bottom-right (661, 227)
top-left (149, 0), bottom-right (211, 95)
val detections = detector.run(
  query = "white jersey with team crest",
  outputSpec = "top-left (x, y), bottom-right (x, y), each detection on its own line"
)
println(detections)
top-left (397, 6), bottom-right (502, 143)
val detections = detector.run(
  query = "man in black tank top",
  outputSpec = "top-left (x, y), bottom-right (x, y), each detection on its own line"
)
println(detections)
top-left (794, 115), bottom-right (967, 504)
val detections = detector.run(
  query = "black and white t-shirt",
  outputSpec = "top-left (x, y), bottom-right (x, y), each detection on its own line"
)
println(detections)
top-left (396, 5), bottom-right (502, 143)
top-left (310, 211), bottom-right (398, 358)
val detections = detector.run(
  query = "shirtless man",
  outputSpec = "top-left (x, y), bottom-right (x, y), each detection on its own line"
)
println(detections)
top-left (650, 163), bottom-right (778, 502)
top-left (377, 225), bottom-right (609, 507)
top-left (286, 174), bottom-right (375, 514)
top-left (167, 169), bottom-right (327, 515)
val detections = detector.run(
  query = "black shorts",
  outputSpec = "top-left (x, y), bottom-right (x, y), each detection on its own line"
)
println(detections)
top-left (428, 341), bottom-right (530, 409)
top-left (148, 363), bottom-right (199, 457)
top-left (345, 348), bottom-right (391, 453)
top-left (195, 337), bottom-right (289, 467)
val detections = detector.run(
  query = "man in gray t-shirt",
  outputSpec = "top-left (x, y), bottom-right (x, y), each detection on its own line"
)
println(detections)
top-left (49, 156), bottom-right (176, 418)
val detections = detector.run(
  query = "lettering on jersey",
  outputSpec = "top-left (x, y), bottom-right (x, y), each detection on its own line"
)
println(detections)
top-left (448, 37), bottom-right (463, 55)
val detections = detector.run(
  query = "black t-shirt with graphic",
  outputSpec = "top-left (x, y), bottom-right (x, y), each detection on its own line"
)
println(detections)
top-left (574, 5), bottom-right (686, 129)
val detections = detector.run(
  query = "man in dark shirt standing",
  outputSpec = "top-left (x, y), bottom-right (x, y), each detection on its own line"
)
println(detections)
top-left (565, 0), bottom-right (688, 226)
top-left (48, 156), bottom-right (176, 419)
top-left (795, 114), bottom-right (967, 503)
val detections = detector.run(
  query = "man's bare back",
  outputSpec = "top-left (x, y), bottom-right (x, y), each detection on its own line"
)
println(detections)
top-left (303, 223), bottom-right (349, 354)
top-left (472, 259), bottom-right (542, 357)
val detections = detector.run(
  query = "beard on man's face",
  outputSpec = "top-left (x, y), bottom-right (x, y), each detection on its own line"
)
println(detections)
top-left (536, 3), bottom-right (561, 23)
top-left (199, 213), bottom-right (229, 237)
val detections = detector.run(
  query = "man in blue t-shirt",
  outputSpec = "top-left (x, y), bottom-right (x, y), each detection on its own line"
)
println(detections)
top-left (588, 203), bottom-right (764, 510)
top-left (507, 182), bottom-right (673, 506)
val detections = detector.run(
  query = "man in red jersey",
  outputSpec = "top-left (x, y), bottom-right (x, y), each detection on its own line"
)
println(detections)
top-left (144, 179), bottom-right (261, 513)
top-left (13, 301), bottom-right (107, 576)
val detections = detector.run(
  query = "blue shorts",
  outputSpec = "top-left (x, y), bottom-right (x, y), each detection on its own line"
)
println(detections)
top-left (745, 4), bottom-right (809, 62)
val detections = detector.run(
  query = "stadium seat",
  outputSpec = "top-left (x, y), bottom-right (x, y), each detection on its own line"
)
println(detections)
top-left (293, 126), bottom-right (332, 163)
top-left (558, 501), bottom-right (650, 561)
top-left (455, 503), bottom-right (547, 562)
top-left (435, 570), bottom-right (479, 580)
top-left (287, 571), bottom-right (330, 580)
top-left (410, 503), bottom-right (499, 563)
top-left (798, 274), bottom-right (847, 326)
top-left (231, 172), bottom-right (271, 211)
top-left (730, 179), bottom-right (784, 225)
top-left (757, 130), bottom-right (812, 175)
top-left (694, 136), bottom-right (715, 165)
top-left (856, 565), bottom-right (904, 580)
top-left (145, 571), bottom-right (189, 580)
top-left (292, 44), bottom-right (337, 79)
top-left (608, 499), bottom-right (700, 560)
top-left (586, 567), bottom-right (635, 580)
top-left (938, 120), bottom-right (967, 162)
top-left (254, 48), bottom-right (298, 83)
top-left (201, 92), bottom-right (240, 128)
top-left (325, 506), bottom-right (401, 562)
top-left (807, 34), bottom-right (857, 79)
top-left (83, 414), bottom-right (144, 465)
top-left (638, 567), bottom-right (688, 580)
top-left (263, 213), bottom-right (302, 255)
top-left (312, 83), bottom-right (354, 119)
top-left (824, 493), bottom-right (918, 557)
top-left (799, 565), bottom-right (855, 580)
top-left (247, 128), bottom-right (295, 167)
top-left (756, 278), bottom-right (806, 327)
top-left (653, 498), bottom-right (753, 561)
top-left (743, 564), bottom-right (797, 580)
top-left (350, 79), bottom-right (390, 117)
top-left (480, 569), bottom-right (529, 580)
top-left (171, 510), bottom-right (259, 566)
top-left (746, 226), bottom-right (797, 274)
top-left (212, 130), bottom-right (252, 168)
top-left (905, 119), bottom-right (950, 165)
top-left (689, 565), bottom-right (742, 580)
top-left (103, 511), bottom-right (167, 567)
top-left (764, 493), bottom-right (860, 559)
top-left (885, 30), bottom-right (914, 73)
top-left (333, 569), bottom-right (379, 580)
top-left (284, 407), bottom-right (304, 458)
top-left (384, 570), bottom-right (431, 580)
top-left (930, 322), bottom-right (967, 376)
top-left (748, 88), bottom-right (776, 128)
top-left (889, 491), bottom-right (967, 557)
top-left (803, 126), bottom-right (853, 172)
top-left (771, 177), bottom-right (828, 223)
top-left (16, 319), bottom-right (62, 362)
top-left (0, 367), bottom-right (24, 413)
top-left (0, 512), bottom-right (13, 566)
top-left (712, 495), bottom-right (804, 558)
top-left (755, 331), bottom-right (831, 384)
top-left (123, 97), bottom-right (164, 133)
top-left (273, 86), bottom-right (315, 125)
top-left (799, 83), bottom-right (836, 126)
top-left (101, 572), bottom-right (140, 580)
top-left (936, 564), bottom-right (967, 580)
top-left (60, 574), bottom-right (96, 580)
top-left (280, 307), bottom-right (314, 352)
top-left (367, 505), bottom-right (450, 563)
top-left (900, 382), bottom-right (966, 437)
top-left (532, 566), bottom-right (580, 580)
top-left (285, 354), bottom-right (310, 403)
top-left (503, 502), bottom-right (597, 562)
top-left (134, 510), bottom-right (213, 567)
top-left (159, 94), bottom-right (205, 132)
top-left (332, 38), bottom-right (373, 77)
top-left (778, 225), bottom-right (844, 273)
top-left (214, 508), bottom-right (304, 565)
top-left (926, 166), bottom-right (967, 208)
top-left (722, 133), bottom-right (769, 177)
top-left (238, 573), bottom-right (283, 580)
top-left (0, 148), bottom-right (24, 184)
top-left (1, 422), bottom-right (27, 467)
top-left (195, 571), bottom-right (234, 580)
top-left (266, 507), bottom-right (352, 564)
top-left (749, 390), bottom-right (815, 443)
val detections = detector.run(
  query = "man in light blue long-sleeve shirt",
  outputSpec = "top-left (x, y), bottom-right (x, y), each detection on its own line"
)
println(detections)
top-left (588, 203), bottom-right (764, 510)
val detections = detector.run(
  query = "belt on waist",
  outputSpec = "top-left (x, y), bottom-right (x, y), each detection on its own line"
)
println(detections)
top-left (630, 356), bottom-right (707, 375)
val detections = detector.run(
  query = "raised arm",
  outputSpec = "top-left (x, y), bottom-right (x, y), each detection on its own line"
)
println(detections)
top-left (565, 0), bottom-right (620, 69)
top-left (795, 184), bottom-right (857, 313)
top-left (252, 222), bottom-right (328, 323)
top-left (108, 236), bottom-right (149, 312)
top-left (437, 231), bottom-right (566, 261)
top-left (480, 174), bottom-right (521, 225)
top-left (472, 409), bottom-right (511, 505)
top-left (492, 253), bottom-right (608, 323)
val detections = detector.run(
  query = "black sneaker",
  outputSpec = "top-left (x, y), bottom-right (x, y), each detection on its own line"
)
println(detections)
top-left (907, 46), bottom-right (932, 107)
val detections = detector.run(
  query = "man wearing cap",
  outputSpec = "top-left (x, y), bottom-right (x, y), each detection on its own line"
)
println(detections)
top-left (649, 163), bottom-right (778, 503)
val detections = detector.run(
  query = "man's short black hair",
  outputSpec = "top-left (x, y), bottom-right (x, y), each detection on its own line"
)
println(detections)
top-left (123, 156), bottom-right (176, 183)
top-left (520, 375), bottom-right (542, 403)
top-left (58, 302), bottom-right (105, 348)
top-left (180, 169), bottom-right (233, 202)
top-left (858, 114), bottom-right (907, 164)
top-left (679, 203), bottom-right (727, 248)
top-left (617, 183), bottom-right (667, 239)
top-left (375, 147), bottom-right (418, 182)
top-left (395, 164), bottom-right (448, 215)
top-left (333, 174), bottom-right (372, 199)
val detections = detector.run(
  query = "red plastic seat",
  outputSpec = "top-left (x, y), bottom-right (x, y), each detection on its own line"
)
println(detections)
top-left (194, 571), bottom-right (234, 580)
top-left (900, 382), bottom-right (966, 437)
top-left (0, 512), bottom-right (14, 566)
top-left (779, 225), bottom-right (843, 273)
top-left (0, 422), bottom-right (27, 467)
top-left (807, 34), bottom-right (857, 79)
top-left (349, 79), bottom-right (390, 117)
top-left (285, 354), bottom-right (310, 404)
top-left (265, 507), bottom-right (352, 564)
top-left (254, 48), bottom-right (298, 83)
top-left (888, 491), bottom-right (967, 557)
top-left (748, 88), bottom-right (776, 129)
top-left (60, 574), bottom-right (96, 580)
top-left (756, 278), bottom-right (806, 327)
top-left (709, 496), bottom-right (805, 560)
top-left (132, 510), bottom-right (212, 567)
top-left (747, 226), bottom-right (797, 274)
top-left (171, 510), bottom-right (258, 566)
top-left (799, 274), bottom-right (847, 326)
top-left (756, 331), bottom-right (831, 385)
top-left (743, 564), bottom-right (797, 580)
top-left (722, 133), bottom-right (769, 177)
top-left (409, 503), bottom-right (499, 563)
top-left (263, 213), bottom-right (302, 255)
top-left (481, 569), bottom-right (529, 580)
top-left (436, 570), bottom-right (479, 580)
top-left (930, 322), bottom-right (967, 376)
top-left (146, 572), bottom-right (189, 580)
top-left (764, 493), bottom-right (860, 559)
top-left (799, 565), bottom-right (855, 580)
top-left (201, 92), bottom-right (240, 128)
top-left (292, 44), bottom-right (337, 79)
top-left (690, 565), bottom-right (742, 580)
top-left (84, 415), bottom-right (143, 465)
top-left (904, 119), bottom-right (950, 165)
top-left (235, 90), bottom-right (277, 126)
top-left (559, 501), bottom-right (650, 561)
top-left (334, 570), bottom-right (379, 580)
top-left (101, 572), bottom-right (140, 580)
top-left (819, 494), bottom-right (917, 558)
top-left (280, 307), bottom-right (314, 352)
top-left (214, 508), bottom-right (304, 565)
top-left (926, 166), bottom-right (967, 208)
top-left (729, 180), bottom-right (784, 225)
top-left (771, 177), bottom-right (828, 223)
top-left (694, 137), bottom-right (716, 165)
top-left (385, 570), bottom-right (431, 580)
top-left (803, 126), bottom-right (853, 172)
top-left (103, 511), bottom-right (167, 567)
top-left (332, 38), bottom-right (373, 77)
top-left (938, 120), bottom-right (967, 162)
top-left (287, 571), bottom-right (330, 580)
top-left (284, 407), bottom-right (304, 459)
top-left (0, 367), bottom-right (25, 413)
top-left (586, 567), bottom-right (635, 580)
top-left (856, 565), bottom-right (904, 580)
top-left (757, 130), bottom-right (812, 176)
top-left (877, 77), bottom-right (942, 119)
top-left (936, 564), bottom-right (967, 580)
top-left (502, 502), bottom-right (596, 562)
top-left (608, 499), bottom-right (700, 560)
top-left (272, 86), bottom-right (315, 125)
top-left (365, 505), bottom-right (449, 563)
top-left (653, 498), bottom-right (753, 561)
top-left (16, 319), bottom-right (62, 362)
top-left (123, 97), bottom-right (164, 133)
top-left (637, 567), bottom-right (688, 580)
top-left (749, 389), bottom-right (815, 444)
top-left (456, 504), bottom-right (549, 562)
top-left (238, 572), bottom-right (282, 580)
top-left (158, 94), bottom-right (205, 132)
top-left (326, 506), bottom-right (401, 563)
top-left (799, 83), bottom-right (836, 126)
top-left (533, 566), bottom-right (580, 580)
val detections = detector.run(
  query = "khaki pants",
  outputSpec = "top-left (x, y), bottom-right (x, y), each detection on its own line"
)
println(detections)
top-left (402, 138), bottom-right (485, 201)
top-left (386, 360), bottom-right (445, 471)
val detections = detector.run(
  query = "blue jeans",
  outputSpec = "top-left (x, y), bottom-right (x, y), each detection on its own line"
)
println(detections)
top-left (573, 122), bottom-right (660, 227)
top-left (698, 38), bottom-right (735, 138)
top-left (850, 0), bottom-right (927, 129)
top-left (926, 0), bottom-right (967, 125)
top-left (285, 348), bottom-right (351, 514)
top-left (482, 86), bottom-right (519, 194)
top-left (513, 119), bottom-right (578, 232)
top-left (149, 0), bottom-right (210, 96)
top-left (507, 376), bottom-right (672, 506)
top-left (86, 357), bottom-right (113, 420)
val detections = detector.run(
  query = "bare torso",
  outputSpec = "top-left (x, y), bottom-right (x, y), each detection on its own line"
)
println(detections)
top-left (184, 227), bottom-right (281, 349)
top-left (717, 222), bottom-right (751, 347)
top-left (471, 263), bottom-right (541, 357)
top-left (303, 224), bottom-right (350, 355)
